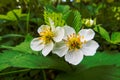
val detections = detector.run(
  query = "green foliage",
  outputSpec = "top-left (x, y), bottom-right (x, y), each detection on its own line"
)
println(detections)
top-left (111, 32), bottom-right (120, 44)
top-left (86, 3), bottom-right (104, 16)
top-left (94, 25), bottom-right (111, 41)
top-left (56, 5), bottom-right (70, 14)
top-left (43, 5), bottom-right (73, 28)
top-left (0, 9), bottom-right (27, 21)
top-left (66, 10), bottom-right (82, 33)
top-left (56, 5), bottom-right (71, 21)
top-left (11, 34), bottom-right (34, 54)
top-left (55, 51), bottom-right (120, 80)
top-left (0, 34), bottom-right (33, 54)
top-left (55, 65), bottom-right (120, 80)
top-left (0, 50), bottom-right (71, 72)
top-left (0, 0), bottom-right (17, 9)
top-left (44, 5), bottom-right (82, 33)
top-left (0, 34), bottom-right (23, 42)
top-left (44, 10), bottom-right (65, 27)
top-left (80, 52), bottom-right (120, 69)
top-left (1, 50), bottom-right (120, 80)
top-left (1, 34), bottom-right (23, 39)
top-left (94, 25), bottom-right (120, 44)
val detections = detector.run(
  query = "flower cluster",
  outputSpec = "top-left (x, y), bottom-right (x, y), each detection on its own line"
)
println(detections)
top-left (30, 19), bottom-right (99, 65)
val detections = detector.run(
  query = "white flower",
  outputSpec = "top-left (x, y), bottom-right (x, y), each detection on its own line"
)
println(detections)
top-left (52, 26), bottom-right (99, 65)
top-left (30, 19), bottom-right (64, 56)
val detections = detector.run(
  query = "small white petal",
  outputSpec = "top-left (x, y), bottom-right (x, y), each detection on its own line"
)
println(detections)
top-left (42, 42), bottom-right (54, 56)
top-left (64, 26), bottom-right (75, 39)
top-left (49, 18), bottom-right (54, 27)
top-left (52, 41), bottom-right (69, 57)
top-left (78, 29), bottom-right (95, 41)
top-left (81, 40), bottom-right (99, 56)
top-left (65, 50), bottom-right (83, 65)
top-left (53, 27), bottom-right (64, 42)
top-left (49, 18), bottom-right (55, 31)
top-left (37, 25), bottom-right (50, 33)
top-left (30, 38), bottom-right (44, 51)
top-left (90, 19), bottom-right (94, 25)
top-left (85, 19), bottom-right (94, 27)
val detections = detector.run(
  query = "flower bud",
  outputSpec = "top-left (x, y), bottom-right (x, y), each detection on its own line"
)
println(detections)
top-left (85, 19), bottom-right (94, 27)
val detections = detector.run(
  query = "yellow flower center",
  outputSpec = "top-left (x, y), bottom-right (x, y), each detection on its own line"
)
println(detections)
top-left (39, 27), bottom-right (54, 44)
top-left (66, 33), bottom-right (86, 50)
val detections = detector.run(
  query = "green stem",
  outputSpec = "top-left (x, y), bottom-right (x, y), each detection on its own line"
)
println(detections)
top-left (26, 8), bottom-right (30, 33)
top-left (42, 70), bottom-right (47, 80)
top-left (0, 69), bottom-right (31, 76)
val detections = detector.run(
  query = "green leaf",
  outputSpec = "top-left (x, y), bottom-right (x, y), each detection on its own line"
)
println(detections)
top-left (7, 9), bottom-right (22, 20)
top-left (66, 10), bottom-right (82, 33)
top-left (0, 15), bottom-right (8, 20)
top-left (0, 34), bottom-right (23, 42)
top-left (80, 52), bottom-right (120, 69)
top-left (94, 25), bottom-right (110, 42)
top-left (55, 65), bottom-right (120, 80)
top-left (57, 5), bottom-right (70, 14)
top-left (57, 5), bottom-right (71, 19)
top-left (0, 9), bottom-right (27, 21)
top-left (0, 50), bottom-right (71, 72)
top-left (0, 34), bottom-right (34, 54)
top-left (111, 32), bottom-right (120, 44)
top-left (56, 5), bottom-right (71, 21)
top-left (11, 34), bottom-right (34, 54)
top-left (94, 25), bottom-right (120, 44)
top-left (56, 51), bottom-right (120, 80)
top-left (44, 11), bottom-right (65, 27)
top-left (0, 64), bottom-right (10, 72)
top-left (95, 3), bottom-right (104, 15)
top-left (30, 18), bottom-right (44, 25)
top-left (2, 34), bottom-right (23, 38)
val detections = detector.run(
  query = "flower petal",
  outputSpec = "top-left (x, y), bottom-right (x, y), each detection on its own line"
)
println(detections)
top-left (53, 27), bottom-right (64, 42)
top-left (64, 26), bottom-right (75, 39)
top-left (49, 18), bottom-right (55, 31)
top-left (37, 25), bottom-right (50, 33)
top-left (78, 29), bottom-right (95, 41)
top-left (85, 19), bottom-right (94, 27)
top-left (81, 40), bottom-right (99, 56)
top-left (52, 41), bottom-right (69, 57)
top-left (42, 42), bottom-right (54, 56)
top-left (65, 50), bottom-right (83, 65)
top-left (30, 38), bottom-right (44, 51)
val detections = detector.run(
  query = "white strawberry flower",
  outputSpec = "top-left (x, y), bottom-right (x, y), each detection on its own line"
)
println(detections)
top-left (52, 26), bottom-right (99, 65)
top-left (30, 19), bottom-right (64, 56)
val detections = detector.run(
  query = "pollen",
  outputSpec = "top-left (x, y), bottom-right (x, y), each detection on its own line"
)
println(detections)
top-left (66, 33), bottom-right (86, 50)
top-left (39, 27), bottom-right (54, 44)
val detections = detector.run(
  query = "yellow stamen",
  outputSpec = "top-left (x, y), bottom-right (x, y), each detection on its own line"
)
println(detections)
top-left (65, 33), bottom-right (86, 51)
top-left (39, 27), bottom-right (54, 44)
